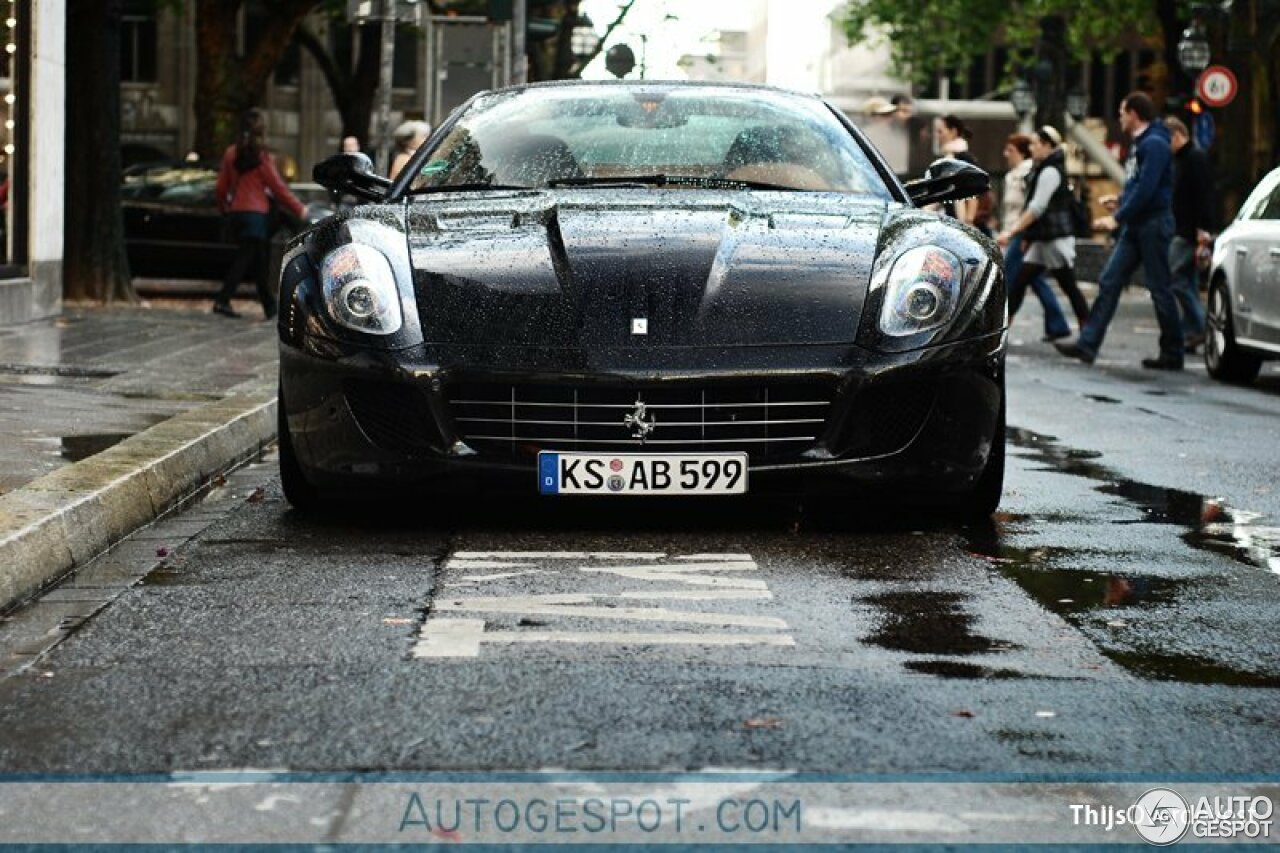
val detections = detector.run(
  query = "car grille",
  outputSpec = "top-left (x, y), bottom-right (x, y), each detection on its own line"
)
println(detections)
top-left (343, 380), bottom-right (444, 453)
top-left (447, 382), bottom-right (834, 462)
top-left (835, 381), bottom-right (937, 458)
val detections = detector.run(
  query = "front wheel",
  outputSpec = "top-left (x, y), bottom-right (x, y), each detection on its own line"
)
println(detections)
top-left (278, 391), bottom-right (322, 511)
top-left (934, 389), bottom-right (1005, 521)
top-left (1205, 279), bottom-right (1262, 384)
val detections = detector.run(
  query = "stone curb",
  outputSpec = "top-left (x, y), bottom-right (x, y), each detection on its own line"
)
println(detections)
top-left (0, 392), bottom-right (276, 612)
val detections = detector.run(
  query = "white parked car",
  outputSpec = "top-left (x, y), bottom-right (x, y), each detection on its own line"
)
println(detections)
top-left (1206, 166), bottom-right (1280, 383)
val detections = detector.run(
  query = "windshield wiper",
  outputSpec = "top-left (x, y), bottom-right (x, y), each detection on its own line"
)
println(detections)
top-left (547, 174), bottom-right (808, 191)
top-left (409, 182), bottom-right (533, 194)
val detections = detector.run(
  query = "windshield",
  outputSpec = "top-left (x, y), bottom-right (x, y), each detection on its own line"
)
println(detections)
top-left (407, 85), bottom-right (892, 196)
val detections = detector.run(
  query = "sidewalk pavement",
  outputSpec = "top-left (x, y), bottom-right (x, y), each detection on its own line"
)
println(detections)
top-left (0, 300), bottom-right (278, 612)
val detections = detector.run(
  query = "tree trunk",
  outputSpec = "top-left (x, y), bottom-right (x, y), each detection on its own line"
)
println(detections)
top-left (294, 21), bottom-right (384, 149)
top-left (346, 24), bottom-right (385, 145)
top-left (193, 0), bottom-right (323, 159)
top-left (193, 0), bottom-right (244, 159)
top-left (64, 0), bottom-right (134, 303)
top-left (552, 0), bottom-right (580, 79)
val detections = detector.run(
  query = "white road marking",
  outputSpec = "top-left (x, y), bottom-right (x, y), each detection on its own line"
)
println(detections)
top-left (452, 551), bottom-right (666, 560)
top-left (619, 590), bottom-right (772, 601)
top-left (417, 550), bottom-right (789, 658)
top-left (675, 553), bottom-right (753, 561)
top-left (582, 562), bottom-right (757, 573)
top-left (580, 566), bottom-right (767, 589)
top-left (450, 570), bottom-right (559, 583)
top-left (413, 619), bottom-right (795, 658)
top-left (805, 808), bottom-right (971, 833)
top-left (436, 595), bottom-right (787, 629)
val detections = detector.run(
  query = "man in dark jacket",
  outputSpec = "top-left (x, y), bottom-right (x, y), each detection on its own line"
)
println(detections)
top-left (1165, 116), bottom-right (1216, 351)
top-left (1057, 92), bottom-right (1183, 369)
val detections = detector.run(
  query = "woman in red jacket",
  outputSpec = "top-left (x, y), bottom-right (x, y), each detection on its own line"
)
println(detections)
top-left (212, 109), bottom-right (306, 319)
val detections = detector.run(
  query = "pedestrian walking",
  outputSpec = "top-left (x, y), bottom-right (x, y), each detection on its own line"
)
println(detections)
top-left (388, 120), bottom-right (431, 181)
top-left (934, 114), bottom-right (979, 226)
top-left (997, 132), bottom-right (1072, 341)
top-left (1056, 92), bottom-right (1183, 370)
top-left (996, 126), bottom-right (1091, 333)
top-left (212, 108), bottom-right (306, 319)
top-left (1164, 116), bottom-right (1216, 353)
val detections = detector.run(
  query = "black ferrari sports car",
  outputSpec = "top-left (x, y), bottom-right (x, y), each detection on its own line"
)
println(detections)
top-left (279, 81), bottom-right (1005, 513)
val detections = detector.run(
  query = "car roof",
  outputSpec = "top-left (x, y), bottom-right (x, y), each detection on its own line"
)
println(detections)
top-left (480, 78), bottom-right (826, 102)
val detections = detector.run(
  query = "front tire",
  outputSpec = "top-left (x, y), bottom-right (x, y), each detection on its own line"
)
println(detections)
top-left (278, 392), bottom-right (322, 511)
top-left (1205, 278), bottom-right (1262, 384)
top-left (934, 383), bottom-right (1005, 521)
top-left (965, 402), bottom-right (1005, 518)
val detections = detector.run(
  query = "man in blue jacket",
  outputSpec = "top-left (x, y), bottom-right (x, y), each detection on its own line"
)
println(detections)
top-left (1056, 91), bottom-right (1184, 369)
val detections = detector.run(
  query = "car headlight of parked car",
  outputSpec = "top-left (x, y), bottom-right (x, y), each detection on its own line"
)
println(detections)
top-left (877, 245), bottom-right (965, 337)
top-left (320, 243), bottom-right (403, 336)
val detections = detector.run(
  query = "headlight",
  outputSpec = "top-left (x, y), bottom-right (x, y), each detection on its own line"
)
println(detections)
top-left (320, 244), bottom-right (402, 335)
top-left (878, 246), bottom-right (964, 337)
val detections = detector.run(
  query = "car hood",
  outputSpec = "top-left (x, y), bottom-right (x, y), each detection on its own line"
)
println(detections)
top-left (405, 191), bottom-right (890, 347)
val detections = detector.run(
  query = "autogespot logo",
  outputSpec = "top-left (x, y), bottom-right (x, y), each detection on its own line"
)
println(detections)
top-left (1132, 789), bottom-right (1190, 845)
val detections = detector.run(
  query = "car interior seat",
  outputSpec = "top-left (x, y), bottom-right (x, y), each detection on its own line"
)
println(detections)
top-left (722, 126), bottom-right (831, 190)
top-left (482, 134), bottom-right (584, 187)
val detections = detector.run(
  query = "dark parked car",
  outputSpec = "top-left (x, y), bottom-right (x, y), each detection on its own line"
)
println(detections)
top-left (122, 161), bottom-right (331, 281)
top-left (278, 81), bottom-right (1005, 513)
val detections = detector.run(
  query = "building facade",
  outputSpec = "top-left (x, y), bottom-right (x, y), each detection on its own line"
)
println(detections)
top-left (1, 0), bottom-right (65, 326)
top-left (120, 2), bottom-right (434, 180)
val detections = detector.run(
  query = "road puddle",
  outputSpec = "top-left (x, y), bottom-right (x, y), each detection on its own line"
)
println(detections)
top-left (1008, 428), bottom-right (1280, 574)
top-left (902, 660), bottom-right (1033, 679)
top-left (59, 433), bottom-right (135, 462)
top-left (960, 428), bottom-right (1280, 687)
top-left (861, 591), bottom-right (1016, 656)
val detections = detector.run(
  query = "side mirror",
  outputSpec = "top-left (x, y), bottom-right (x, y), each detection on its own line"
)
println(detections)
top-left (904, 158), bottom-right (990, 208)
top-left (313, 153), bottom-right (392, 203)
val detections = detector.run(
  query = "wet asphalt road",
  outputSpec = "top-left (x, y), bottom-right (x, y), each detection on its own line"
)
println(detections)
top-left (1, 295), bottom-right (1279, 777)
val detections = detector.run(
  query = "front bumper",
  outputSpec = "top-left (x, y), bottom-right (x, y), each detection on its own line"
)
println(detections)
top-left (279, 336), bottom-right (1003, 498)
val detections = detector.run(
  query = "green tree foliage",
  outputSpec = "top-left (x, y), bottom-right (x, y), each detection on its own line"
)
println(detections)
top-left (838, 0), bottom-right (1172, 87)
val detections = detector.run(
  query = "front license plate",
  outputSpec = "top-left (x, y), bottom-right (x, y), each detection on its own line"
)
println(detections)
top-left (538, 452), bottom-right (748, 495)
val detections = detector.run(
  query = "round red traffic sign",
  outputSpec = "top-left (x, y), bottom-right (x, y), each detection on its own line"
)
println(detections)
top-left (1196, 65), bottom-right (1238, 108)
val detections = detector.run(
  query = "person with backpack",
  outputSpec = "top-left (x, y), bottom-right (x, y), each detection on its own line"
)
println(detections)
top-left (999, 133), bottom-right (1071, 340)
top-left (212, 108), bottom-right (306, 319)
top-left (996, 125), bottom-right (1090, 333)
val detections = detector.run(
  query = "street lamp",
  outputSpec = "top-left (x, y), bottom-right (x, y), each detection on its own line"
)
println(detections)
top-left (1010, 79), bottom-right (1036, 118)
top-left (1177, 20), bottom-right (1212, 75)
top-left (570, 13), bottom-right (600, 61)
top-left (1066, 88), bottom-right (1089, 120)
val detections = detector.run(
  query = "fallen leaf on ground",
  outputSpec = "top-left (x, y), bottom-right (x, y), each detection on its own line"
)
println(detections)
top-left (951, 709), bottom-right (976, 718)
top-left (247, 487), bottom-right (265, 503)
top-left (212, 474), bottom-right (227, 488)
top-left (744, 717), bottom-right (784, 730)
top-left (156, 546), bottom-right (169, 558)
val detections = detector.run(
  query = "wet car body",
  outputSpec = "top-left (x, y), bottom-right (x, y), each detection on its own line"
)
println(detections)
top-left (1205, 165), bottom-right (1280, 383)
top-left (277, 81), bottom-right (1006, 512)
